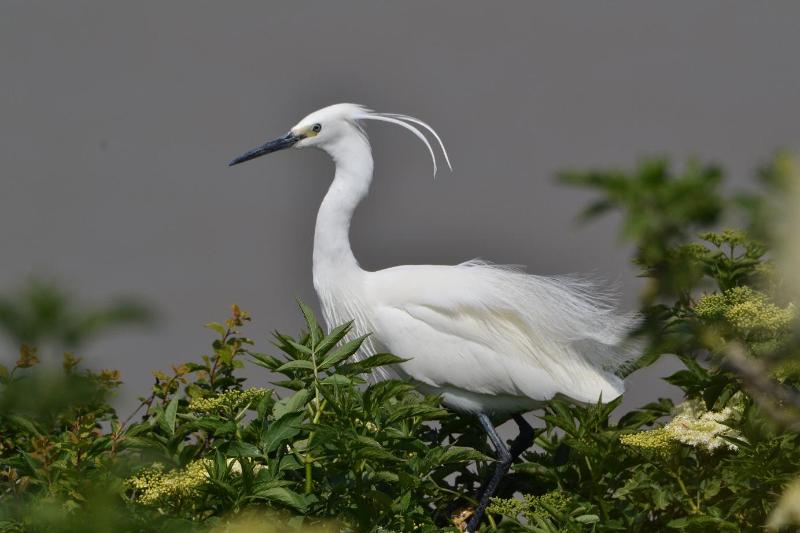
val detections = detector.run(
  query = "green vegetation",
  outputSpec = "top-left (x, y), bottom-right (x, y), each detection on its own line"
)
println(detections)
top-left (2, 155), bottom-right (800, 531)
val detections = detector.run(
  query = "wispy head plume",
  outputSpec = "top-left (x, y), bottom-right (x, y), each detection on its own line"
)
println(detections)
top-left (352, 108), bottom-right (453, 177)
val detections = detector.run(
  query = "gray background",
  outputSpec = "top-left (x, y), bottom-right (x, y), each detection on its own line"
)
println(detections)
top-left (2, 1), bottom-right (799, 415)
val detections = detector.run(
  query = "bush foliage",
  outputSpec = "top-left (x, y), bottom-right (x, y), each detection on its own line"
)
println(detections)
top-left (2, 155), bottom-right (800, 532)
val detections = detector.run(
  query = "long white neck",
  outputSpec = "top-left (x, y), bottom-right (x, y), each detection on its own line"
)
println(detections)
top-left (313, 129), bottom-right (373, 285)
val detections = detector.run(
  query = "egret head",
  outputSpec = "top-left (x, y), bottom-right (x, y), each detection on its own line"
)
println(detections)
top-left (228, 103), bottom-right (451, 174)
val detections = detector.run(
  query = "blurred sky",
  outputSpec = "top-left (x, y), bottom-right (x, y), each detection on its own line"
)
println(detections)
top-left (1, 1), bottom-right (799, 414)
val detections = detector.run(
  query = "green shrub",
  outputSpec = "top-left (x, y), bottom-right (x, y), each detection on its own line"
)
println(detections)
top-left (2, 154), bottom-right (800, 531)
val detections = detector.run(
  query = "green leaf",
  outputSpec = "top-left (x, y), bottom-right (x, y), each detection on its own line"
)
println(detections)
top-left (339, 352), bottom-right (408, 375)
top-left (285, 339), bottom-right (313, 358)
top-left (319, 374), bottom-right (352, 386)
top-left (271, 331), bottom-right (313, 359)
top-left (275, 359), bottom-right (315, 373)
top-left (720, 435), bottom-right (751, 450)
top-left (261, 412), bottom-right (304, 454)
top-left (273, 388), bottom-right (312, 419)
top-left (252, 479), bottom-right (293, 491)
top-left (248, 351), bottom-right (283, 371)
top-left (6, 414), bottom-right (41, 436)
top-left (315, 321), bottom-right (353, 356)
top-left (439, 446), bottom-right (488, 464)
top-left (664, 369), bottom-right (706, 390)
top-left (371, 471), bottom-right (400, 483)
top-left (319, 335), bottom-right (368, 370)
top-left (363, 380), bottom-right (416, 412)
top-left (273, 378), bottom-right (305, 391)
top-left (159, 397), bottom-right (179, 436)
top-left (354, 446), bottom-right (401, 462)
top-left (392, 490), bottom-right (412, 513)
top-left (667, 517), bottom-right (690, 529)
top-left (512, 462), bottom-right (549, 476)
top-left (276, 454), bottom-right (303, 474)
top-left (221, 441), bottom-right (261, 457)
top-left (254, 486), bottom-right (310, 513)
top-left (297, 300), bottom-right (322, 347)
top-left (205, 322), bottom-right (227, 336)
top-left (385, 403), bottom-right (449, 425)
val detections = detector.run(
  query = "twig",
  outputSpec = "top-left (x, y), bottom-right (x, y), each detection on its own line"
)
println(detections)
top-left (721, 342), bottom-right (800, 430)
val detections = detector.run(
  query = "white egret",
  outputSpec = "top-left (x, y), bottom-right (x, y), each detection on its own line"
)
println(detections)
top-left (230, 103), bottom-right (638, 531)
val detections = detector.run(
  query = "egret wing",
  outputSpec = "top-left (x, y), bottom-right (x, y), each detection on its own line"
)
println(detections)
top-left (365, 261), bottom-right (638, 403)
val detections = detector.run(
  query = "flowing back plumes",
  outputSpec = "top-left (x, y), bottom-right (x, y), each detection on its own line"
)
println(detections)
top-left (450, 260), bottom-right (642, 377)
top-left (360, 260), bottom-right (640, 411)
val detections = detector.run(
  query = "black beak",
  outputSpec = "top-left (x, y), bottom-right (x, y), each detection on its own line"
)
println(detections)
top-left (228, 132), bottom-right (303, 167)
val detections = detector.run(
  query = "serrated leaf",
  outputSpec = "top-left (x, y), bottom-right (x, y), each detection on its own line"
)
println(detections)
top-left (720, 435), bottom-right (751, 450)
top-left (285, 339), bottom-right (313, 357)
top-left (363, 380), bottom-right (415, 412)
top-left (315, 321), bottom-right (353, 356)
top-left (252, 479), bottom-right (293, 492)
top-left (261, 412), bottom-right (304, 454)
top-left (384, 403), bottom-right (449, 425)
top-left (320, 374), bottom-right (351, 386)
top-left (339, 353), bottom-right (408, 375)
top-left (272, 378), bottom-right (305, 391)
top-left (297, 300), bottom-right (322, 346)
top-left (664, 370), bottom-right (704, 388)
top-left (273, 389), bottom-right (312, 419)
top-left (277, 454), bottom-right (303, 474)
top-left (439, 446), bottom-right (488, 464)
top-left (222, 441), bottom-right (261, 457)
top-left (248, 351), bottom-right (283, 371)
top-left (319, 335), bottom-right (368, 370)
top-left (254, 486), bottom-right (310, 512)
top-left (667, 517), bottom-right (690, 529)
top-left (275, 359), bottom-right (315, 373)
top-left (119, 436), bottom-right (164, 451)
top-left (355, 446), bottom-right (400, 462)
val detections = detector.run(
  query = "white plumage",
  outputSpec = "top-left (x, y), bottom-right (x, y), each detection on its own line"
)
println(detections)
top-left (295, 103), bottom-right (638, 414)
top-left (230, 103), bottom-right (638, 530)
top-left (318, 256), bottom-right (639, 412)
top-left (232, 103), bottom-right (639, 411)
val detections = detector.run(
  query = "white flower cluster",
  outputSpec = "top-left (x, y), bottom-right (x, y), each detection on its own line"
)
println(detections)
top-left (663, 398), bottom-right (741, 451)
top-left (621, 395), bottom-right (745, 454)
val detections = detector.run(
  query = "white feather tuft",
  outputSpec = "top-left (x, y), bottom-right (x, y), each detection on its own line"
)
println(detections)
top-left (378, 113), bottom-right (453, 171)
top-left (355, 113), bottom-right (439, 175)
top-left (454, 260), bottom-right (642, 374)
top-left (351, 109), bottom-right (451, 177)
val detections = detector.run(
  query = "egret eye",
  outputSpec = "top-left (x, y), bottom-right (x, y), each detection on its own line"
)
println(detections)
top-left (311, 123), bottom-right (322, 133)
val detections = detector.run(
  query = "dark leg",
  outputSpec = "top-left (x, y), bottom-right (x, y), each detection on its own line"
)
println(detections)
top-left (509, 414), bottom-right (535, 461)
top-left (466, 413), bottom-right (536, 532)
